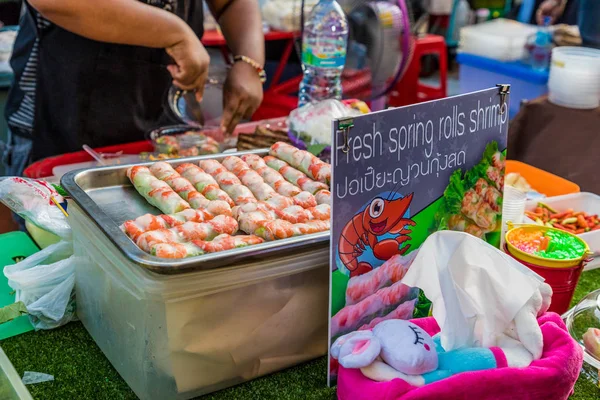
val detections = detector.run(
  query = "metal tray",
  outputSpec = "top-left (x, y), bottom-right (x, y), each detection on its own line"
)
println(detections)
top-left (61, 149), bottom-right (330, 274)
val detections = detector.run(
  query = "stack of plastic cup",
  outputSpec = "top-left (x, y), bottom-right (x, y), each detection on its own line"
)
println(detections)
top-left (501, 186), bottom-right (527, 249)
top-left (548, 46), bottom-right (600, 110)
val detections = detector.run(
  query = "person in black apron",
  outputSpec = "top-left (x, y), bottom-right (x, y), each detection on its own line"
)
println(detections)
top-left (3, 0), bottom-right (265, 176)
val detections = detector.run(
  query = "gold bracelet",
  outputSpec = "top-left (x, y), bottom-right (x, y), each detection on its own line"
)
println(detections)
top-left (233, 55), bottom-right (267, 83)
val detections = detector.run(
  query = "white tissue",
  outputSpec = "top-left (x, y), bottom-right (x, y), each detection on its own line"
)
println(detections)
top-left (402, 231), bottom-right (544, 351)
top-left (22, 371), bottom-right (54, 385)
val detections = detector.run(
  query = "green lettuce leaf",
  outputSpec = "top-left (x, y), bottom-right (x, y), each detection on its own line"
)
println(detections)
top-left (482, 141), bottom-right (499, 163)
top-left (307, 143), bottom-right (329, 156)
top-left (52, 184), bottom-right (69, 198)
top-left (443, 169), bottom-right (466, 215)
top-left (0, 302), bottom-right (28, 324)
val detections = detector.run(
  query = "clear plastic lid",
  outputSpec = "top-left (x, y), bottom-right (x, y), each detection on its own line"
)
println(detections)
top-left (565, 289), bottom-right (600, 369)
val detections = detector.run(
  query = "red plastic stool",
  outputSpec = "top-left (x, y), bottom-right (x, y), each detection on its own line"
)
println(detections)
top-left (388, 34), bottom-right (448, 107)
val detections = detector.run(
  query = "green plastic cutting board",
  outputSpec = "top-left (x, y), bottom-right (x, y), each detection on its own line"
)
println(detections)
top-left (0, 232), bottom-right (39, 340)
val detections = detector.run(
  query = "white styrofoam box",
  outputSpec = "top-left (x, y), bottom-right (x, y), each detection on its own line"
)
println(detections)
top-left (459, 19), bottom-right (537, 61)
top-left (69, 202), bottom-right (329, 400)
top-left (524, 192), bottom-right (600, 270)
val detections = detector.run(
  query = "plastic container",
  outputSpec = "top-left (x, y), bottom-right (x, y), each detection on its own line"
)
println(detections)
top-left (500, 186), bottom-right (527, 249)
top-left (457, 53), bottom-right (549, 118)
top-left (525, 17), bottom-right (553, 71)
top-left (505, 160), bottom-right (580, 197)
top-left (524, 192), bottom-right (600, 271)
top-left (505, 224), bottom-right (590, 268)
top-left (0, 346), bottom-right (34, 400)
top-left (505, 245), bottom-right (583, 315)
top-left (548, 46), bottom-right (600, 110)
top-left (148, 125), bottom-right (227, 158)
top-left (564, 289), bottom-right (600, 386)
top-left (69, 202), bottom-right (329, 400)
top-left (459, 19), bottom-right (537, 61)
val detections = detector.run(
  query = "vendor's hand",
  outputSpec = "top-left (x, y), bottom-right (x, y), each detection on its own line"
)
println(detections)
top-left (221, 61), bottom-right (264, 134)
top-left (536, 0), bottom-right (567, 25)
top-left (166, 29), bottom-right (210, 102)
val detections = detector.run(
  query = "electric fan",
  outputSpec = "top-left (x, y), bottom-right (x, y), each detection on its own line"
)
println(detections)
top-left (297, 0), bottom-right (415, 110)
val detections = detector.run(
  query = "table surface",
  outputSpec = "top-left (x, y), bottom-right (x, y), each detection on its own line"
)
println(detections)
top-left (1, 269), bottom-right (599, 400)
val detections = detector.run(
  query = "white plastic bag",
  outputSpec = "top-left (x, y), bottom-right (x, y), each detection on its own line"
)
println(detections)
top-left (0, 177), bottom-right (71, 240)
top-left (288, 99), bottom-right (362, 146)
top-left (261, 0), bottom-right (317, 31)
top-left (3, 241), bottom-right (77, 330)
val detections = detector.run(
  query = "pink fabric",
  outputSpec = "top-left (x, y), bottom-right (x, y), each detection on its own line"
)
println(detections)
top-left (337, 313), bottom-right (583, 400)
top-left (489, 347), bottom-right (508, 369)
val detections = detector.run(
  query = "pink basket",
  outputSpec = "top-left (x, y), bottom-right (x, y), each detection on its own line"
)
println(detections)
top-left (337, 313), bottom-right (583, 400)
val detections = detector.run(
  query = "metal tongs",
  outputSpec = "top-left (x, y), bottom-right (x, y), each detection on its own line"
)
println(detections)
top-left (167, 75), bottom-right (224, 127)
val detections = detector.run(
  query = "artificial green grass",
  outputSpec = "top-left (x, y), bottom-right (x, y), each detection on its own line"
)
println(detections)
top-left (1, 270), bottom-right (600, 400)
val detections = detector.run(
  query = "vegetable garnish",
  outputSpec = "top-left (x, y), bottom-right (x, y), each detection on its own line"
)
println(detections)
top-left (525, 205), bottom-right (600, 234)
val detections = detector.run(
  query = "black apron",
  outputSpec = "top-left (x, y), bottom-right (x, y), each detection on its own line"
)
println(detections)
top-left (30, 0), bottom-right (204, 161)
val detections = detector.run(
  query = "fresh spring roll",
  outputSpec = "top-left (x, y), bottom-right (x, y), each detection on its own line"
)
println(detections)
top-left (192, 233), bottom-right (264, 253)
top-left (127, 166), bottom-right (190, 214)
top-left (233, 202), bottom-right (313, 224)
top-left (222, 156), bottom-right (294, 209)
top-left (269, 141), bottom-right (331, 184)
top-left (292, 191), bottom-right (317, 208)
top-left (241, 154), bottom-right (319, 208)
top-left (254, 219), bottom-right (330, 241)
top-left (314, 190), bottom-right (331, 206)
top-left (151, 233), bottom-right (264, 258)
top-left (136, 215), bottom-right (238, 252)
top-left (263, 156), bottom-right (329, 195)
top-left (151, 242), bottom-right (204, 259)
top-left (176, 163), bottom-right (234, 207)
top-left (120, 209), bottom-right (213, 241)
top-left (199, 159), bottom-right (257, 205)
top-left (149, 162), bottom-right (232, 216)
top-left (305, 204), bottom-right (331, 221)
top-left (345, 252), bottom-right (416, 305)
top-left (237, 209), bottom-right (330, 240)
top-left (241, 153), bottom-right (301, 193)
top-left (330, 283), bottom-right (420, 338)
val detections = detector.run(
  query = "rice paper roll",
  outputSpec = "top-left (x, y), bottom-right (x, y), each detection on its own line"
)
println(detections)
top-left (127, 166), bottom-right (190, 214)
top-left (136, 215), bottom-right (238, 252)
top-left (315, 190), bottom-right (331, 206)
top-left (151, 242), bottom-right (204, 259)
top-left (176, 163), bottom-right (234, 206)
top-left (121, 209), bottom-right (213, 241)
top-left (269, 142), bottom-right (331, 184)
top-left (200, 160), bottom-right (257, 205)
top-left (263, 156), bottom-right (328, 195)
top-left (192, 234), bottom-right (264, 253)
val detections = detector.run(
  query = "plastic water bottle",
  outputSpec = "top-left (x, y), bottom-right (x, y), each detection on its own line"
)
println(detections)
top-left (530, 17), bottom-right (553, 71)
top-left (298, 0), bottom-right (348, 107)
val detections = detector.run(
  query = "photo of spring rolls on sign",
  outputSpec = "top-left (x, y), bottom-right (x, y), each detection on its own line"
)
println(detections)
top-left (328, 87), bottom-right (510, 384)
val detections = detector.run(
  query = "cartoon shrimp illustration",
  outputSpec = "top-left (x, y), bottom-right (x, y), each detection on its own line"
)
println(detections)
top-left (339, 193), bottom-right (416, 277)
